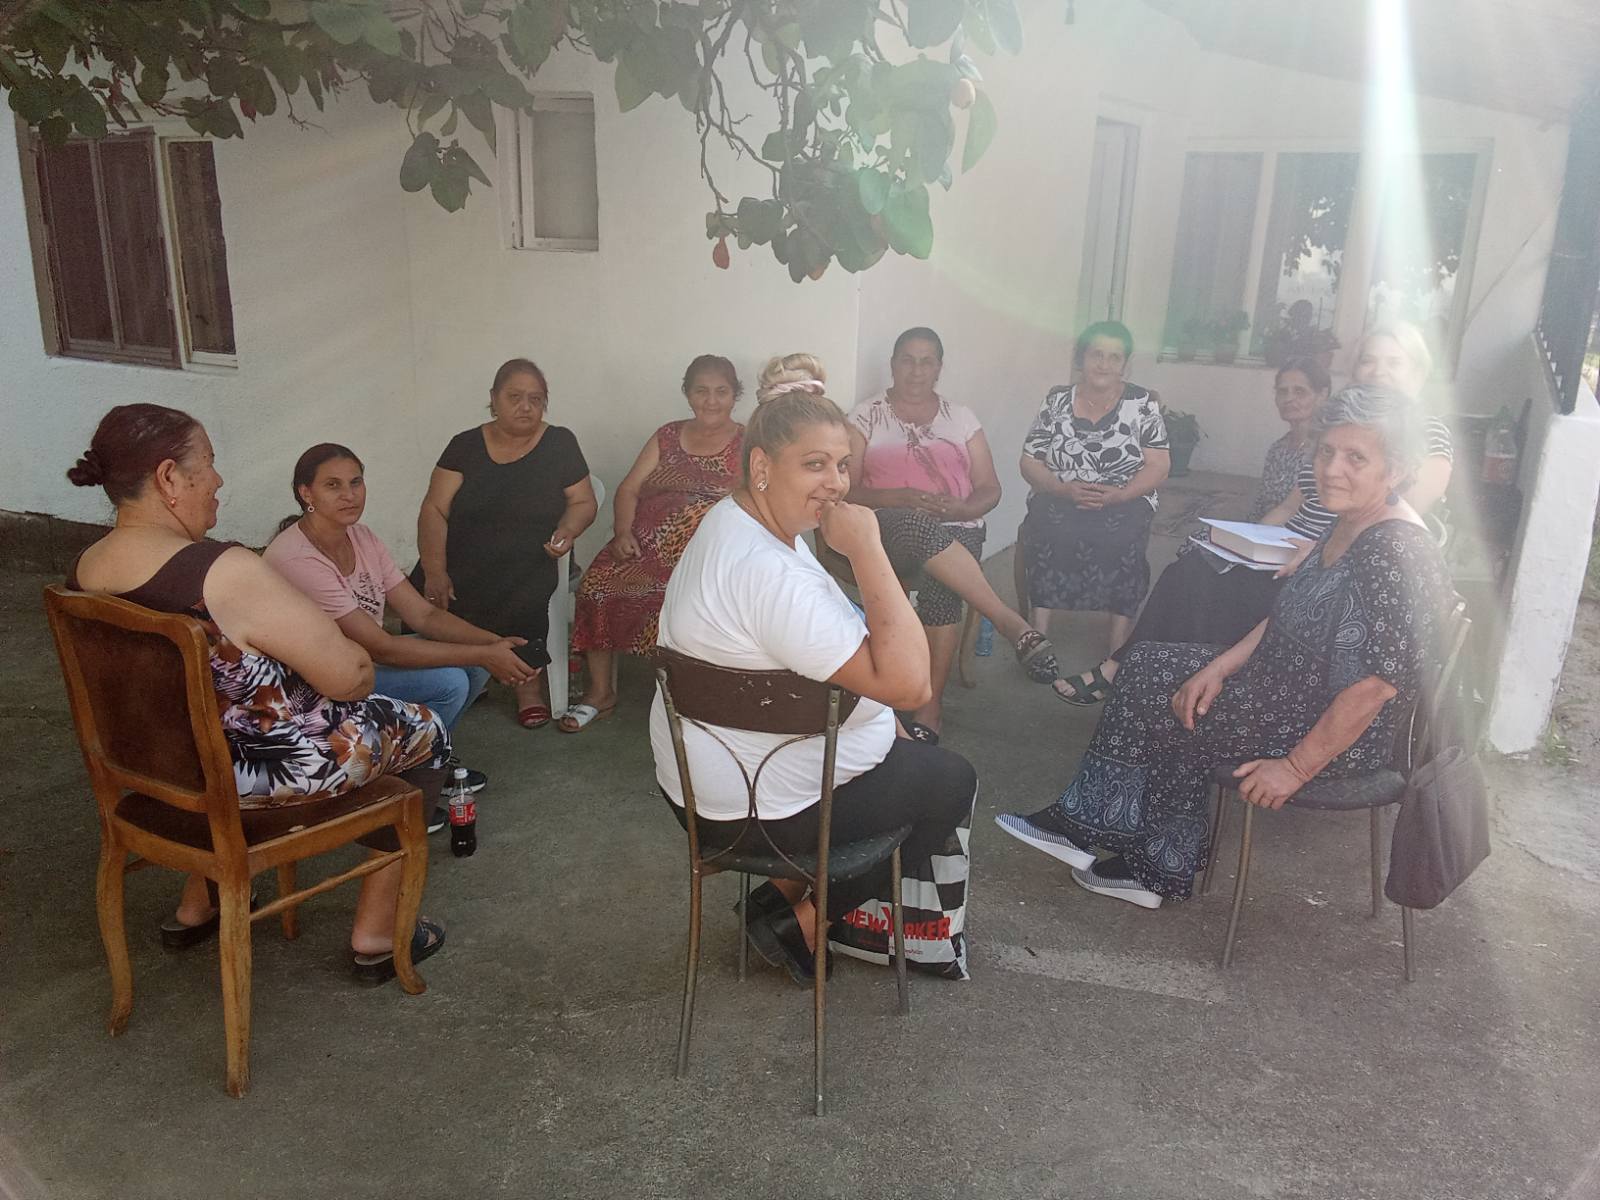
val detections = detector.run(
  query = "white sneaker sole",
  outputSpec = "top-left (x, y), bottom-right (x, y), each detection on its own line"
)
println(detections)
top-left (1070, 865), bottom-right (1163, 909)
top-left (993, 813), bottom-right (1095, 870)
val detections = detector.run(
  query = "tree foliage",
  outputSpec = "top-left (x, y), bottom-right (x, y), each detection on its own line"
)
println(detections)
top-left (0, 0), bottom-right (1027, 280)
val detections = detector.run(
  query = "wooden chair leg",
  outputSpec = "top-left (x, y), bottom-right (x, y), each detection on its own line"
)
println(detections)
top-left (1220, 797), bottom-right (1254, 969)
top-left (737, 872), bottom-right (749, 982)
top-left (1201, 781), bottom-right (1229, 896)
top-left (891, 846), bottom-right (909, 1016)
top-left (276, 862), bottom-right (300, 941)
top-left (95, 837), bottom-right (133, 1036)
top-left (1402, 905), bottom-right (1416, 982)
top-left (391, 804), bottom-right (429, 997)
top-left (1369, 807), bottom-right (1384, 918)
top-left (813, 892), bottom-right (829, 1118)
top-left (675, 866), bottom-right (703, 1078)
top-left (217, 878), bottom-right (253, 1098)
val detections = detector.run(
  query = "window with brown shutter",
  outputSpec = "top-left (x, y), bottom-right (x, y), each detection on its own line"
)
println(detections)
top-left (29, 130), bottom-right (236, 367)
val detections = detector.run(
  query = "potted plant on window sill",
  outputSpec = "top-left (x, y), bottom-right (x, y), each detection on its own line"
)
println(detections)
top-left (1163, 409), bottom-right (1204, 477)
top-left (1209, 311), bottom-right (1251, 364)
top-left (1261, 301), bottom-right (1341, 369)
top-left (1175, 317), bottom-right (1205, 362)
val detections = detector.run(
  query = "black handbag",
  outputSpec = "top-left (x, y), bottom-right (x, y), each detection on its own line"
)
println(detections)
top-left (1384, 745), bottom-right (1491, 909)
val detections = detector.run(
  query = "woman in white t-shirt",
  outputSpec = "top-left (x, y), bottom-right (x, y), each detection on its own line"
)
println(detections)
top-left (845, 327), bottom-right (1056, 742)
top-left (651, 354), bottom-right (979, 984)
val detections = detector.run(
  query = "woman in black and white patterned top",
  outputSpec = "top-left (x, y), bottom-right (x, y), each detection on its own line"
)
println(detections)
top-left (1018, 321), bottom-right (1170, 688)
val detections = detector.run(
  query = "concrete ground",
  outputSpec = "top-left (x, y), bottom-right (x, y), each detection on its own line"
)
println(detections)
top-left (3, 476), bottom-right (1598, 1200)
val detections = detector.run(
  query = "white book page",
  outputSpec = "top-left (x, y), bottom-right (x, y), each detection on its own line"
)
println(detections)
top-left (1188, 537), bottom-right (1281, 572)
top-left (1197, 518), bottom-right (1300, 548)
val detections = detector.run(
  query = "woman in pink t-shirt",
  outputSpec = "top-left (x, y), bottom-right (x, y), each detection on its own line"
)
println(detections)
top-left (844, 328), bottom-right (1056, 742)
top-left (264, 444), bottom-right (538, 813)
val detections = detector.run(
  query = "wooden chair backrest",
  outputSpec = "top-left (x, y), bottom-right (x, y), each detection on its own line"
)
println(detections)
top-left (43, 586), bottom-right (239, 818)
top-left (653, 647), bottom-right (860, 734)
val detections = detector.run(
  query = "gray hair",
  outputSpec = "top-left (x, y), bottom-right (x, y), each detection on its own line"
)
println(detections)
top-left (1310, 384), bottom-right (1424, 484)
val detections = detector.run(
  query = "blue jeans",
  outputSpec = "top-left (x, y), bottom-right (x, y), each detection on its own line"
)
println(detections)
top-left (372, 662), bottom-right (490, 732)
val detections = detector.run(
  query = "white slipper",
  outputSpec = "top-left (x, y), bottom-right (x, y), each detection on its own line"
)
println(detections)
top-left (557, 702), bottom-right (615, 733)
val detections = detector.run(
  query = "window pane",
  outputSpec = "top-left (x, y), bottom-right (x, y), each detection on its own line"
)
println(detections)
top-left (39, 142), bottom-right (115, 346)
top-left (98, 135), bottom-right (178, 360)
top-left (1367, 153), bottom-right (1479, 345)
top-left (167, 142), bottom-right (236, 355)
top-left (1251, 152), bottom-right (1358, 357)
top-left (529, 106), bottom-right (599, 243)
top-left (1163, 153), bottom-right (1261, 346)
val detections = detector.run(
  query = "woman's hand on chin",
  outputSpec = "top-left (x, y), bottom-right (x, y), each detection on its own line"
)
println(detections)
top-left (818, 500), bottom-right (882, 561)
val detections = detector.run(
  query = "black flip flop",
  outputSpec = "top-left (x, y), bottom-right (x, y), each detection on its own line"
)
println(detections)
top-left (160, 889), bottom-right (259, 951)
top-left (351, 917), bottom-right (446, 987)
top-left (904, 720), bottom-right (942, 745)
top-left (1054, 666), bottom-right (1114, 706)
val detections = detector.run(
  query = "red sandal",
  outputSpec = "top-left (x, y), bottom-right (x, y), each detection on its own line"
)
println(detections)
top-left (517, 704), bottom-right (552, 729)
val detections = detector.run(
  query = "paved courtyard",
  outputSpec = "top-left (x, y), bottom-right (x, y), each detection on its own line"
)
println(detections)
top-left (2, 499), bottom-right (1597, 1200)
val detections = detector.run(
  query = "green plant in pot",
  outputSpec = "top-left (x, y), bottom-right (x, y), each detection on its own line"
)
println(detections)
top-left (1209, 311), bottom-right (1250, 364)
top-left (1175, 317), bottom-right (1206, 362)
top-left (1163, 409), bottom-right (1204, 477)
top-left (1260, 300), bottom-right (1341, 368)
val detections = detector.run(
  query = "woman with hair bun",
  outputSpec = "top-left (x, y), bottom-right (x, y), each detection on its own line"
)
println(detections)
top-left (561, 354), bottom-right (745, 732)
top-left (67, 404), bottom-right (449, 984)
top-left (650, 353), bottom-right (979, 984)
top-left (414, 357), bottom-right (598, 729)
top-left (844, 327), bottom-right (1056, 742)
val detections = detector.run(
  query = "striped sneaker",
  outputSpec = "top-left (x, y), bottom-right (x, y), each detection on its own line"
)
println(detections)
top-left (994, 810), bottom-right (1096, 870)
top-left (1070, 856), bottom-right (1163, 909)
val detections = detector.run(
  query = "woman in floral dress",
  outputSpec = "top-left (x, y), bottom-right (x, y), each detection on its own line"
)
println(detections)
top-left (560, 355), bottom-right (745, 731)
top-left (997, 386), bottom-right (1451, 908)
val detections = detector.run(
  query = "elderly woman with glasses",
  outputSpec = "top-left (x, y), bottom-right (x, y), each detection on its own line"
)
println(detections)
top-left (997, 385), bottom-right (1451, 909)
top-left (414, 357), bottom-right (598, 728)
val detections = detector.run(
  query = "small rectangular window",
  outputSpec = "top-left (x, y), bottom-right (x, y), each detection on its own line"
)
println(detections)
top-left (29, 131), bottom-right (235, 368)
top-left (1366, 152), bottom-right (1481, 344)
top-left (509, 94), bottom-right (599, 251)
top-left (1250, 152), bottom-right (1359, 356)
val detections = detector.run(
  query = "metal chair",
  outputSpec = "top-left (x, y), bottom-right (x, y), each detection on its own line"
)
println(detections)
top-left (43, 585), bottom-right (431, 1096)
top-left (654, 647), bottom-right (911, 1116)
top-left (1200, 598), bottom-right (1471, 979)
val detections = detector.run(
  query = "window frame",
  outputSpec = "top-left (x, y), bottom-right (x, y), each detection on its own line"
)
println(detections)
top-left (499, 92), bottom-right (599, 253)
top-left (19, 118), bottom-right (238, 371)
top-left (1160, 137), bottom-right (1493, 378)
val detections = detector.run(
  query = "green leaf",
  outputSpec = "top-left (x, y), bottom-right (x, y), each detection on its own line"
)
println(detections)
top-left (400, 130), bottom-right (439, 192)
top-left (459, 91), bottom-right (495, 153)
top-left (309, 2), bottom-right (368, 46)
top-left (38, 114), bottom-right (71, 147)
top-left (507, 0), bottom-right (561, 73)
top-left (800, 0), bottom-right (869, 62)
top-left (135, 65), bottom-right (169, 106)
top-left (415, 87), bottom-right (448, 127)
top-left (232, 0), bottom-right (271, 15)
top-left (63, 88), bottom-right (107, 138)
top-left (884, 184), bottom-right (934, 258)
top-left (913, 109), bottom-right (953, 183)
top-left (974, 0), bottom-right (1023, 54)
top-left (760, 129), bottom-right (789, 161)
top-left (447, 145), bottom-right (492, 188)
top-left (961, 88), bottom-right (995, 170)
top-left (364, 11), bottom-right (403, 57)
top-left (431, 165), bottom-right (469, 212)
top-left (613, 53), bottom-right (652, 112)
top-left (440, 107), bottom-right (458, 136)
top-left (906, 0), bottom-right (965, 48)
top-left (856, 166), bottom-right (890, 215)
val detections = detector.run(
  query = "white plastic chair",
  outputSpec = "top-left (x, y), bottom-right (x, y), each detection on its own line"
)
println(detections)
top-left (548, 475), bottom-right (605, 717)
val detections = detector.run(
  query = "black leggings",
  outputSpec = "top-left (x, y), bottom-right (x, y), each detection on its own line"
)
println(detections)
top-left (1109, 549), bottom-right (1284, 664)
top-left (668, 739), bottom-right (977, 917)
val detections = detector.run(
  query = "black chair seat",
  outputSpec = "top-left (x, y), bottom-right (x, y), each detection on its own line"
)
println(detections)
top-left (1209, 764), bottom-right (1405, 811)
top-left (701, 826), bottom-right (912, 884)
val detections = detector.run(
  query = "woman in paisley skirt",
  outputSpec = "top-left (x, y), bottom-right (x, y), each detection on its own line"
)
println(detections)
top-left (67, 404), bottom-right (449, 983)
top-left (1018, 321), bottom-right (1170, 686)
top-left (560, 355), bottom-right (745, 731)
top-left (996, 386), bottom-right (1450, 908)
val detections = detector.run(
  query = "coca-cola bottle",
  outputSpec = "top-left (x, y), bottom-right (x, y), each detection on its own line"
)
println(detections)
top-left (446, 766), bottom-right (476, 858)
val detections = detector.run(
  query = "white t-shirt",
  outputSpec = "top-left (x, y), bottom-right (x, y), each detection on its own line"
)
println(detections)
top-left (649, 497), bottom-right (896, 822)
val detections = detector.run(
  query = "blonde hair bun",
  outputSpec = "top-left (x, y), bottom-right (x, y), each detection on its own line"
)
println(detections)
top-left (755, 353), bottom-right (827, 404)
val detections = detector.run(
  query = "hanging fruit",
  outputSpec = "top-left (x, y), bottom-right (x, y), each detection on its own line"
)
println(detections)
top-left (949, 79), bottom-right (977, 110)
top-left (712, 236), bottom-right (730, 269)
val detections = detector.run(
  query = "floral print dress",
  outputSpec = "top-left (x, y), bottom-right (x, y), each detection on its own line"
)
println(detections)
top-left (78, 541), bottom-right (448, 808)
top-left (1044, 520), bottom-right (1449, 899)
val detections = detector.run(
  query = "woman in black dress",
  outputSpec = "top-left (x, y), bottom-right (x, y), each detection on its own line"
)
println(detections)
top-left (416, 358), bottom-right (597, 727)
top-left (996, 385), bottom-right (1451, 908)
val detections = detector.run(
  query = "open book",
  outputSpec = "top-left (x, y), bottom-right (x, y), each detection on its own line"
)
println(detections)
top-left (1194, 519), bottom-right (1303, 567)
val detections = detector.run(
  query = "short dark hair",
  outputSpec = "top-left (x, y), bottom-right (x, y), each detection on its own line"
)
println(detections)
top-left (67, 404), bottom-right (202, 506)
top-left (277, 443), bottom-right (364, 534)
top-left (681, 354), bottom-right (743, 399)
top-left (1275, 356), bottom-right (1332, 395)
top-left (492, 357), bottom-right (548, 396)
top-left (1073, 320), bottom-right (1134, 367)
top-left (892, 327), bottom-right (944, 361)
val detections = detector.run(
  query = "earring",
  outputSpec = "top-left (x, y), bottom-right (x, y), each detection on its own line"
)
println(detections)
top-left (167, 496), bottom-right (177, 507)
top-left (1386, 488), bottom-right (1400, 505)
top-left (757, 479), bottom-right (768, 492)
top-left (306, 504), bottom-right (315, 514)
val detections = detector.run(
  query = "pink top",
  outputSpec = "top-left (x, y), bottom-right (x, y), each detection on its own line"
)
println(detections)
top-left (263, 522), bottom-right (406, 623)
top-left (847, 392), bottom-right (985, 528)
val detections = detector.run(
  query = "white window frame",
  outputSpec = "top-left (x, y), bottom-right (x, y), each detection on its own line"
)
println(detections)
top-left (499, 93), bottom-right (599, 253)
top-left (1161, 137), bottom-right (1493, 378)
top-left (18, 116), bottom-right (238, 371)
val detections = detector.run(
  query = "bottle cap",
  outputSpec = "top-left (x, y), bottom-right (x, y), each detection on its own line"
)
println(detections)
top-left (452, 767), bottom-right (468, 780)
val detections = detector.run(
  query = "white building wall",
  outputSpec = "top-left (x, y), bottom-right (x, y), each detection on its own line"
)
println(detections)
top-left (0, 50), bottom-right (862, 560)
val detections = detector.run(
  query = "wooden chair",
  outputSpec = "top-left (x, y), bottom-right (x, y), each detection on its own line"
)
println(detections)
top-left (1200, 598), bottom-right (1472, 979)
top-left (43, 585), bottom-right (431, 1097)
top-left (654, 648), bottom-right (911, 1116)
